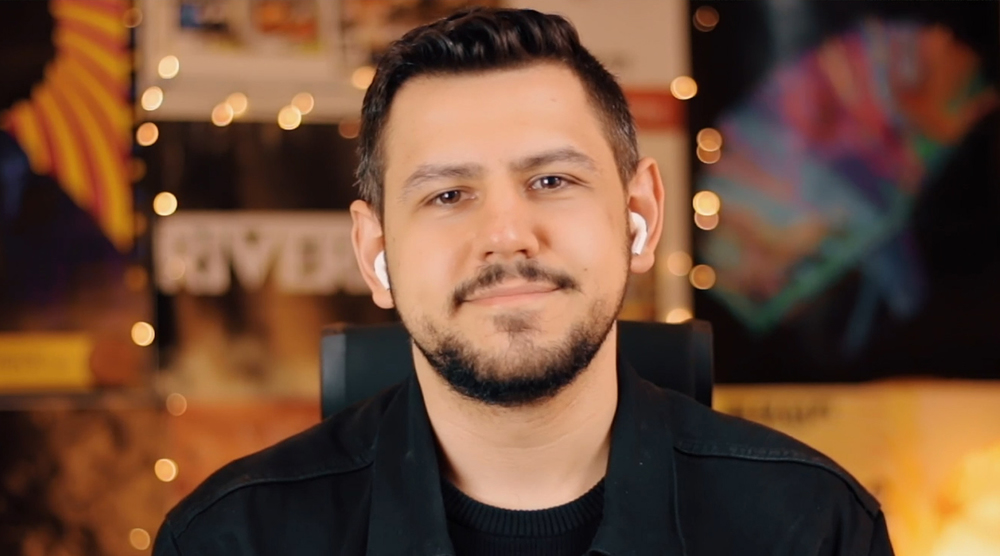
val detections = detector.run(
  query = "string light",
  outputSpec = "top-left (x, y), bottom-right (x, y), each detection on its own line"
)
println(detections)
top-left (277, 106), bottom-right (302, 130)
top-left (670, 76), bottom-right (698, 100)
top-left (696, 145), bottom-right (721, 164)
top-left (158, 55), bottom-right (180, 79)
top-left (131, 322), bottom-right (155, 347)
top-left (291, 93), bottom-right (315, 115)
top-left (666, 251), bottom-right (693, 276)
top-left (693, 6), bottom-right (719, 32)
top-left (226, 93), bottom-right (249, 117)
top-left (693, 191), bottom-right (721, 216)
top-left (338, 119), bottom-right (361, 139)
top-left (665, 308), bottom-right (693, 323)
top-left (140, 86), bottom-right (163, 111)
top-left (696, 128), bottom-right (723, 152)
top-left (129, 528), bottom-right (151, 550)
top-left (154, 458), bottom-right (178, 482)
top-left (694, 212), bottom-right (720, 230)
top-left (136, 122), bottom-right (159, 147)
top-left (211, 102), bottom-right (234, 127)
top-left (351, 66), bottom-right (376, 90)
top-left (689, 264), bottom-right (717, 290)
top-left (153, 192), bottom-right (178, 216)
top-left (166, 393), bottom-right (188, 416)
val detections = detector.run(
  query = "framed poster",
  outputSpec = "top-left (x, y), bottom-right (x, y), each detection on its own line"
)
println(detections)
top-left (138, 0), bottom-right (363, 121)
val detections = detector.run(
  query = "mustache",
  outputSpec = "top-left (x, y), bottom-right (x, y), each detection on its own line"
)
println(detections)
top-left (451, 261), bottom-right (580, 310)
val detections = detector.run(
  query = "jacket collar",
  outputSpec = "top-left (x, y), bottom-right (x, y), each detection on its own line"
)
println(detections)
top-left (366, 358), bottom-right (686, 556)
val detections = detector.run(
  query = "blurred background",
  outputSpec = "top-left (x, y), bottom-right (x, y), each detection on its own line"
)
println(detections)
top-left (0, 1), bottom-right (998, 554)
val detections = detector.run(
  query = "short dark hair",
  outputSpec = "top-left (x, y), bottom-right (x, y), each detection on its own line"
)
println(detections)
top-left (356, 7), bottom-right (639, 216)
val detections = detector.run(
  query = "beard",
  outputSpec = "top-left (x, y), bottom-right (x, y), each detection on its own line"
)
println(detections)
top-left (405, 260), bottom-right (626, 408)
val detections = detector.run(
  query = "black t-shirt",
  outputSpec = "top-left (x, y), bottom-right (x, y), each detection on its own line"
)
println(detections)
top-left (442, 479), bottom-right (604, 556)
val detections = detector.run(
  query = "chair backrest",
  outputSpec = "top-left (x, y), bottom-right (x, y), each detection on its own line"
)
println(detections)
top-left (320, 320), bottom-right (714, 420)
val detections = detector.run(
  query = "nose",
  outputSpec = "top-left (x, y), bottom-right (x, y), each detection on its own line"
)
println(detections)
top-left (474, 186), bottom-right (541, 264)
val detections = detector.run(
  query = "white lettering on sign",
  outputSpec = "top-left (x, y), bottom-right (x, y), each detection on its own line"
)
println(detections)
top-left (154, 212), bottom-right (369, 296)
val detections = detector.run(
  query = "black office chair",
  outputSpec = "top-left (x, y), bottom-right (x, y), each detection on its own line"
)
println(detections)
top-left (320, 320), bottom-right (714, 420)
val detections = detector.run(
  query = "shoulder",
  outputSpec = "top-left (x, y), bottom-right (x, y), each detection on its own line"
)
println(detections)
top-left (161, 383), bottom-right (403, 537)
top-left (640, 381), bottom-right (881, 518)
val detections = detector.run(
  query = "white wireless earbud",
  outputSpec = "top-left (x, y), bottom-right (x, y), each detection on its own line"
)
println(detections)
top-left (374, 251), bottom-right (390, 290)
top-left (629, 211), bottom-right (648, 255)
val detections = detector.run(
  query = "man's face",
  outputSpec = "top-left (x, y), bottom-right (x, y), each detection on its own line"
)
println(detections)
top-left (377, 63), bottom-right (632, 406)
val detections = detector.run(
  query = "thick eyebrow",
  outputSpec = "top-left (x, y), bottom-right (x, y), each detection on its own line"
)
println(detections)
top-left (399, 163), bottom-right (484, 201)
top-left (510, 147), bottom-right (598, 174)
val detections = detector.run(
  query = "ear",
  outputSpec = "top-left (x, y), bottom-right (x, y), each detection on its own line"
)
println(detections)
top-left (350, 200), bottom-right (394, 309)
top-left (627, 156), bottom-right (665, 274)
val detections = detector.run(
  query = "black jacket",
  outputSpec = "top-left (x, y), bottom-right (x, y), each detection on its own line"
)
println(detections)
top-left (153, 362), bottom-right (894, 555)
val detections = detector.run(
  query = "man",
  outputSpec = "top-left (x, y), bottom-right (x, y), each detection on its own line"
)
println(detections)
top-left (154, 8), bottom-right (894, 555)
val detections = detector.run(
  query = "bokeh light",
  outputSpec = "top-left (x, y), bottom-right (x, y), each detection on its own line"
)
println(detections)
top-left (226, 92), bottom-right (249, 117)
top-left (211, 102), bottom-right (234, 127)
top-left (153, 192), bottom-right (178, 216)
top-left (693, 191), bottom-right (721, 216)
top-left (352, 66), bottom-right (376, 90)
top-left (278, 106), bottom-right (302, 130)
top-left (129, 528), bottom-right (151, 550)
top-left (166, 393), bottom-right (188, 417)
top-left (338, 119), bottom-right (361, 139)
top-left (154, 458), bottom-right (178, 482)
top-left (696, 145), bottom-right (721, 164)
top-left (694, 212), bottom-right (720, 231)
top-left (693, 6), bottom-right (720, 32)
top-left (292, 92), bottom-right (315, 115)
top-left (140, 86), bottom-right (163, 111)
top-left (696, 128), bottom-right (723, 152)
top-left (158, 55), bottom-right (180, 79)
top-left (665, 308), bottom-right (693, 323)
top-left (136, 122), bottom-right (159, 147)
top-left (670, 76), bottom-right (698, 100)
top-left (689, 264), bottom-right (717, 290)
top-left (666, 251), bottom-right (693, 277)
top-left (131, 322), bottom-right (155, 347)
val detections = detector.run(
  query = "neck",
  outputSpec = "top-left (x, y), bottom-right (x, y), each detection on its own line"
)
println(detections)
top-left (413, 328), bottom-right (619, 511)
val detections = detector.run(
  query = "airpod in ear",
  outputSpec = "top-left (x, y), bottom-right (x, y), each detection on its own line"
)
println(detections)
top-left (374, 251), bottom-right (390, 290)
top-left (629, 211), bottom-right (648, 255)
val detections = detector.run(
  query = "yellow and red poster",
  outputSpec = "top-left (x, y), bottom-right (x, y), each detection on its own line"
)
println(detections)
top-left (1, 0), bottom-right (133, 250)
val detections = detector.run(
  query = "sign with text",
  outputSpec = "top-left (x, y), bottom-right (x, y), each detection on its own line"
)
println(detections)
top-left (154, 211), bottom-right (367, 296)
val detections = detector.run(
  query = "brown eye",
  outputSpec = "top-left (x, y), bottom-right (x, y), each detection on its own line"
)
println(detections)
top-left (531, 175), bottom-right (565, 190)
top-left (434, 190), bottom-right (462, 205)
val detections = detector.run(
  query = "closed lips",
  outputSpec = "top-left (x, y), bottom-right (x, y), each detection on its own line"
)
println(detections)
top-left (465, 283), bottom-right (559, 301)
